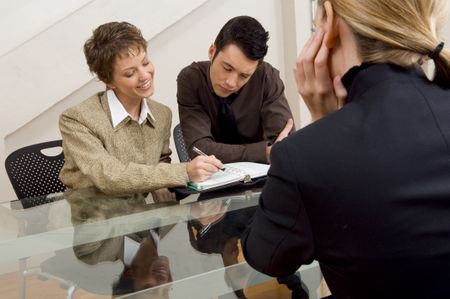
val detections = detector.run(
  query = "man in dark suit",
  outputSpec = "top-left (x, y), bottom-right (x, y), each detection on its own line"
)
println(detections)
top-left (242, 0), bottom-right (450, 298)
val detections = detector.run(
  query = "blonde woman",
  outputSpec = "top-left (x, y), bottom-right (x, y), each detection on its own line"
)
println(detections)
top-left (243, 1), bottom-right (450, 298)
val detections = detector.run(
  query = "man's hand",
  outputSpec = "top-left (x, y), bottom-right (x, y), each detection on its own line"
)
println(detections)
top-left (266, 118), bottom-right (294, 163)
top-left (186, 155), bottom-right (224, 182)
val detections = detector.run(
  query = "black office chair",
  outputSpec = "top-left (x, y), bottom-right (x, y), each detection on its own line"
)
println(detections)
top-left (5, 140), bottom-right (71, 298)
top-left (5, 140), bottom-right (66, 200)
top-left (173, 124), bottom-right (191, 162)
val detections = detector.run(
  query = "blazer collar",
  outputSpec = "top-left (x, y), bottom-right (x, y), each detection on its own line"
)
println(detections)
top-left (105, 90), bottom-right (155, 128)
top-left (341, 63), bottom-right (426, 102)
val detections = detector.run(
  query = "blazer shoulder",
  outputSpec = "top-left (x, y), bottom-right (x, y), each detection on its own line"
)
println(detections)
top-left (146, 98), bottom-right (170, 113)
top-left (60, 92), bottom-right (105, 121)
top-left (146, 98), bottom-right (172, 121)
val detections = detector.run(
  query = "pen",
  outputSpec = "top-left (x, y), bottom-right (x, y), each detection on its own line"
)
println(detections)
top-left (199, 223), bottom-right (212, 238)
top-left (192, 146), bottom-right (225, 171)
top-left (192, 146), bottom-right (208, 157)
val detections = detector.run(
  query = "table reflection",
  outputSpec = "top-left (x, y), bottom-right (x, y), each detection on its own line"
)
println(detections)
top-left (62, 187), bottom-right (270, 298)
top-left (188, 199), bottom-right (257, 299)
top-left (64, 188), bottom-right (178, 297)
top-left (0, 185), bottom-right (323, 298)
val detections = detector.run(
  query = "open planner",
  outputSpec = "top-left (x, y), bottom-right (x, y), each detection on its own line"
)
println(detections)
top-left (187, 162), bottom-right (270, 191)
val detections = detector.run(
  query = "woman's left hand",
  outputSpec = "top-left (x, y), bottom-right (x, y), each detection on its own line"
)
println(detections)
top-left (151, 188), bottom-right (176, 202)
top-left (294, 28), bottom-right (347, 122)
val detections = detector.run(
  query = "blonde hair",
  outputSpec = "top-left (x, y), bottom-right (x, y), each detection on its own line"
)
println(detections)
top-left (319, 0), bottom-right (450, 88)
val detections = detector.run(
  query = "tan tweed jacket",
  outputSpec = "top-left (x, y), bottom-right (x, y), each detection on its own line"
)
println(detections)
top-left (59, 91), bottom-right (188, 194)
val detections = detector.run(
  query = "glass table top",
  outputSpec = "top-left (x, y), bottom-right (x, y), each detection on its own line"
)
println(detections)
top-left (0, 185), bottom-right (325, 299)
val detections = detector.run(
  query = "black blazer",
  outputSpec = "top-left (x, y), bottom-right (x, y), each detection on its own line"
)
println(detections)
top-left (242, 63), bottom-right (450, 299)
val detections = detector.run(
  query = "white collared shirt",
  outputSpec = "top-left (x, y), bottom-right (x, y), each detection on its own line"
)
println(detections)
top-left (107, 89), bottom-right (155, 128)
top-left (124, 231), bottom-right (160, 266)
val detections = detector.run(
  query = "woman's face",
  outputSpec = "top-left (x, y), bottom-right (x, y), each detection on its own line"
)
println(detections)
top-left (134, 255), bottom-right (172, 291)
top-left (107, 47), bottom-right (155, 103)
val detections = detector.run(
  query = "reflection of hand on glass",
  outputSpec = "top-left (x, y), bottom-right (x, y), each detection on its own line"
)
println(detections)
top-left (150, 188), bottom-right (177, 203)
top-left (188, 200), bottom-right (255, 254)
top-left (190, 199), bottom-right (229, 226)
top-left (187, 199), bottom-right (233, 255)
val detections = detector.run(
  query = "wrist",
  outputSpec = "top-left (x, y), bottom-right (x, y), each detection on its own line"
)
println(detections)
top-left (266, 144), bottom-right (272, 163)
top-left (185, 162), bottom-right (193, 181)
top-left (311, 113), bottom-right (323, 122)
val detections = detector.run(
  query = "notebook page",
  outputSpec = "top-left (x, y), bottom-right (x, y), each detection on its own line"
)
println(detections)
top-left (224, 162), bottom-right (270, 179)
top-left (187, 162), bottom-right (269, 191)
top-left (188, 170), bottom-right (243, 191)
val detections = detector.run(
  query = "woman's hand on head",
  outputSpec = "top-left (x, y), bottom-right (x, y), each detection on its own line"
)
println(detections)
top-left (294, 28), bottom-right (347, 122)
top-left (186, 155), bottom-right (224, 182)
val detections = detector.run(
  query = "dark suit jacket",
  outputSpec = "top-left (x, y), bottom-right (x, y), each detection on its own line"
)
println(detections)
top-left (242, 63), bottom-right (450, 299)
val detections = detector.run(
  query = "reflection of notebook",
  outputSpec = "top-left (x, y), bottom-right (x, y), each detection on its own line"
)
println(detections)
top-left (187, 162), bottom-right (270, 191)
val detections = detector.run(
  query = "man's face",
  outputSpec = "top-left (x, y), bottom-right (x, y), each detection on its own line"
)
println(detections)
top-left (209, 44), bottom-right (259, 98)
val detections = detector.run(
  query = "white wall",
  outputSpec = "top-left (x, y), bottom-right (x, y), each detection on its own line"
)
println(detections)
top-left (0, 0), bottom-right (93, 57)
top-left (0, 0), bottom-right (311, 202)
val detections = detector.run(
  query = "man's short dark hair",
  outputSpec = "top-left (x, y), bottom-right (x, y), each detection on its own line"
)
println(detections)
top-left (213, 16), bottom-right (269, 62)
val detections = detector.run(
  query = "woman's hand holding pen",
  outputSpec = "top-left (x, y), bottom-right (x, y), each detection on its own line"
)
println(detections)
top-left (294, 28), bottom-right (347, 122)
top-left (186, 154), bottom-right (224, 182)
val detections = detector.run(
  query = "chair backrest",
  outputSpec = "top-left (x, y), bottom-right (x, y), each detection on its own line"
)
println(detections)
top-left (5, 140), bottom-right (66, 199)
top-left (173, 124), bottom-right (191, 162)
